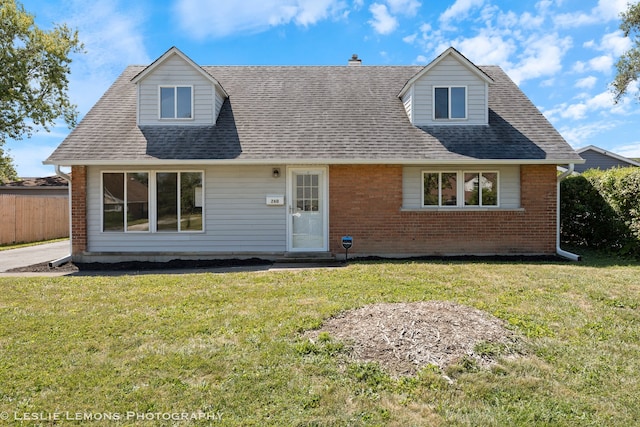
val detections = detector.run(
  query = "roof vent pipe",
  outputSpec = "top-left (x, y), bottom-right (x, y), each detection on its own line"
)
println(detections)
top-left (348, 54), bottom-right (362, 66)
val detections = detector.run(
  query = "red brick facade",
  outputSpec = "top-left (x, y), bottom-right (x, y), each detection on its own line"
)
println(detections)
top-left (328, 164), bottom-right (557, 256)
top-left (70, 166), bottom-right (87, 256)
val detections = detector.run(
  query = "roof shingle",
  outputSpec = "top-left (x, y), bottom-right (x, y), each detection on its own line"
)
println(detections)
top-left (45, 64), bottom-right (582, 165)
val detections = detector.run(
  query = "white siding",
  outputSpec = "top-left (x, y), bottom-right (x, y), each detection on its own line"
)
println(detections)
top-left (214, 86), bottom-right (225, 121)
top-left (87, 165), bottom-right (287, 253)
top-left (402, 165), bottom-right (520, 209)
top-left (411, 56), bottom-right (488, 126)
top-left (137, 55), bottom-right (216, 125)
top-left (401, 88), bottom-right (413, 123)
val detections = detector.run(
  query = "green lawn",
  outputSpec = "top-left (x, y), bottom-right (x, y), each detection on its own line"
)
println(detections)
top-left (0, 253), bottom-right (639, 426)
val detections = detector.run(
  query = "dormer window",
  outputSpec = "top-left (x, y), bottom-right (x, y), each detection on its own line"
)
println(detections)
top-left (160, 86), bottom-right (193, 119)
top-left (434, 86), bottom-right (466, 120)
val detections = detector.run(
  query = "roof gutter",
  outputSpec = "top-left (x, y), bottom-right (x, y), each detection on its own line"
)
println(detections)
top-left (556, 163), bottom-right (581, 261)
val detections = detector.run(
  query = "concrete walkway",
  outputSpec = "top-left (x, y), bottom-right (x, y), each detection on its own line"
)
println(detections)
top-left (0, 240), bottom-right (70, 272)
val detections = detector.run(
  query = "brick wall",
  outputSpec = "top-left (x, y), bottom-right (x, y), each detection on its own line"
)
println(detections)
top-left (329, 164), bottom-right (557, 256)
top-left (71, 166), bottom-right (87, 256)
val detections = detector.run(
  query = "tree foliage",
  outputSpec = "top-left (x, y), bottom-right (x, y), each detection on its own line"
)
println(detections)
top-left (613, 1), bottom-right (640, 102)
top-left (0, 0), bottom-right (83, 147)
top-left (0, 147), bottom-right (18, 183)
top-left (561, 167), bottom-right (640, 258)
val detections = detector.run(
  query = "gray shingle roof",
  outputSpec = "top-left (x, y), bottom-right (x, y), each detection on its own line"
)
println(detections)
top-left (45, 64), bottom-right (582, 165)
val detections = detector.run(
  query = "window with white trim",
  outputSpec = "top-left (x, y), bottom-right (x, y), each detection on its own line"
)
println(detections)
top-left (102, 171), bottom-right (203, 232)
top-left (156, 172), bottom-right (203, 231)
top-left (160, 86), bottom-right (193, 119)
top-left (103, 172), bottom-right (149, 231)
top-left (423, 171), bottom-right (498, 207)
top-left (434, 86), bottom-right (466, 120)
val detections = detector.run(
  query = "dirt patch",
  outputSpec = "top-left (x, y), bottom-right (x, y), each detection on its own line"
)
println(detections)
top-left (305, 301), bottom-right (523, 377)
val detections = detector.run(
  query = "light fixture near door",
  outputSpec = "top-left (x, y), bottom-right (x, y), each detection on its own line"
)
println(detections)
top-left (272, 168), bottom-right (281, 178)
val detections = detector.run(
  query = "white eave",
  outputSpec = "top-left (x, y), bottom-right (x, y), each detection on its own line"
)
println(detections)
top-left (130, 46), bottom-right (229, 98)
top-left (398, 47), bottom-right (494, 98)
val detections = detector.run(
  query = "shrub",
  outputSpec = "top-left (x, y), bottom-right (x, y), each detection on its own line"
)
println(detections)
top-left (561, 167), bottom-right (640, 257)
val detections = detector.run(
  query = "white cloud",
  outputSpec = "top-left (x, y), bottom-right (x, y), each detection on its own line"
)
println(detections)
top-left (558, 120), bottom-right (620, 147)
top-left (455, 34), bottom-right (516, 66)
top-left (175, 0), bottom-right (346, 38)
top-left (545, 90), bottom-right (621, 122)
top-left (369, 3), bottom-right (398, 35)
top-left (555, 0), bottom-right (628, 27)
top-left (588, 55), bottom-right (614, 73)
top-left (575, 76), bottom-right (597, 89)
top-left (440, 0), bottom-right (484, 25)
top-left (506, 34), bottom-right (572, 85)
top-left (403, 33), bottom-right (417, 43)
top-left (613, 143), bottom-right (640, 159)
top-left (596, 31), bottom-right (632, 57)
top-left (387, 0), bottom-right (421, 16)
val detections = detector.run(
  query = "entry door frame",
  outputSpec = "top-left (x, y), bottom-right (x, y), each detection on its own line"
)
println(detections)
top-left (286, 166), bottom-right (329, 252)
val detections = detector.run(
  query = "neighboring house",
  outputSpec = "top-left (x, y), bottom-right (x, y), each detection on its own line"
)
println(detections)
top-left (44, 47), bottom-right (583, 263)
top-left (0, 176), bottom-right (68, 196)
top-left (574, 145), bottom-right (640, 173)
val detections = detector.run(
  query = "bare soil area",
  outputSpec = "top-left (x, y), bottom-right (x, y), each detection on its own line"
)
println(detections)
top-left (306, 301), bottom-right (523, 377)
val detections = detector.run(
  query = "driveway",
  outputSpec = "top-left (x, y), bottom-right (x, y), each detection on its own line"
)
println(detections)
top-left (0, 240), bottom-right (70, 272)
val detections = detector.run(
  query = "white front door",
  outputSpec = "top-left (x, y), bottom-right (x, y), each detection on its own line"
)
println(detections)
top-left (288, 167), bottom-right (328, 252)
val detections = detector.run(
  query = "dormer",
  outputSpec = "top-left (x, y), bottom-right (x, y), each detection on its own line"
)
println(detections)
top-left (131, 47), bottom-right (228, 126)
top-left (399, 47), bottom-right (493, 126)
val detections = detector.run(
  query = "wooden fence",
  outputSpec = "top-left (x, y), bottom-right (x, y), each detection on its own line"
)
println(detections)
top-left (0, 194), bottom-right (69, 245)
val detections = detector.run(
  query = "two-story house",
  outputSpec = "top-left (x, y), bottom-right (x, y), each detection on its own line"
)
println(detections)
top-left (45, 47), bottom-right (584, 263)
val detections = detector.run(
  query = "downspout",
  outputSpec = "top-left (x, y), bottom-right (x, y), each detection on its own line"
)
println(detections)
top-left (556, 164), bottom-right (581, 261)
top-left (50, 165), bottom-right (72, 267)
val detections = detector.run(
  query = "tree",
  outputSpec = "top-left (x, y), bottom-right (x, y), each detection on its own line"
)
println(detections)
top-left (613, 1), bottom-right (640, 103)
top-left (0, 147), bottom-right (17, 183)
top-left (0, 0), bottom-right (83, 181)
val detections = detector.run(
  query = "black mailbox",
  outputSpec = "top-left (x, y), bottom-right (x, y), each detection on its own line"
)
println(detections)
top-left (341, 236), bottom-right (353, 249)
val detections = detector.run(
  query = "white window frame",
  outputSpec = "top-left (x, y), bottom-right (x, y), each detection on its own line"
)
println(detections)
top-left (101, 171), bottom-right (151, 233)
top-left (155, 170), bottom-right (205, 233)
top-left (422, 170), bottom-right (500, 208)
top-left (158, 85), bottom-right (194, 120)
top-left (433, 86), bottom-right (467, 120)
top-left (101, 170), bottom-right (205, 233)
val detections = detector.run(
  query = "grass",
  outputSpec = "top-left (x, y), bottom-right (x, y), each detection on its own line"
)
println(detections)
top-left (0, 252), bottom-right (639, 426)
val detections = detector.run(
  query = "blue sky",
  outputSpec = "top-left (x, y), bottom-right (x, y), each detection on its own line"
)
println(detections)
top-left (6, 0), bottom-right (639, 177)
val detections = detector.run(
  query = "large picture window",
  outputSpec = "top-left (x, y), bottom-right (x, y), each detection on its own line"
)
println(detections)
top-left (102, 171), bottom-right (203, 232)
top-left (423, 171), bottom-right (498, 207)
top-left (103, 172), bottom-right (149, 232)
top-left (157, 172), bottom-right (203, 232)
top-left (160, 86), bottom-right (192, 119)
top-left (434, 86), bottom-right (466, 120)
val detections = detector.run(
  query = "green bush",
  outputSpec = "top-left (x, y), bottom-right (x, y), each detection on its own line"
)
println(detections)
top-left (561, 167), bottom-right (640, 257)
